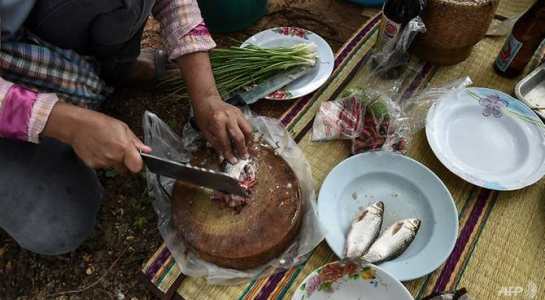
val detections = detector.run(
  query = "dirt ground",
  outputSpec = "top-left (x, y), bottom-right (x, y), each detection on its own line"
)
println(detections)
top-left (0, 1), bottom-right (370, 299)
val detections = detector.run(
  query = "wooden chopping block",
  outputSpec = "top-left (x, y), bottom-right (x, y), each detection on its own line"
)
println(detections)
top-left (171, 143), bottom-right (303, 270)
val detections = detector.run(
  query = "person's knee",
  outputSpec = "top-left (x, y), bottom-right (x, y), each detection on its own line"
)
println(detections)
top-left (0, 138), bottom-right (104, 255)
top-left (19, 208), bottom-right (98, 255)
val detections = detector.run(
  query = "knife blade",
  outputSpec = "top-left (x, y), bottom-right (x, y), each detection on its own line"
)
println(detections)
top-left (141, 152), bottom-right (248, 196)
top-left (229, 65), bottom-right (313, 105)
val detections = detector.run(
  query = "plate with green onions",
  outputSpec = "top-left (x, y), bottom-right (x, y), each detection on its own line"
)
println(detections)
top-left (241, 27), bottom-right (334, 100)
top-left (163, 28), bottom-right (333, 102)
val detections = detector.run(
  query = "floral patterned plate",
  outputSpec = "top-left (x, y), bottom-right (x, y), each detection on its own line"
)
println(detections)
top-left (291, 260), bottom-right (413, 300)
top-left (241, 27), bottom-right (334, 100)
top-left (426, 87), bottom-right (545, 190)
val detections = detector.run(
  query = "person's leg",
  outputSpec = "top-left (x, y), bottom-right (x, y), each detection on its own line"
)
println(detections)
top-left (24, 0), bottom-right (174, 86)
top-left (0, 138), bottom-right (103, 255)
top-left (25, 0), bottom-right (155, 63)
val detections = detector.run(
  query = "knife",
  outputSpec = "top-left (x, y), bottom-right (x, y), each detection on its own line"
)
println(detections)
top-left (140, 152), bottom-right (248, 196)
top-left (190, 65), bottom-right (313, 130)
top-left (225, 65), bottom-right (313, 106)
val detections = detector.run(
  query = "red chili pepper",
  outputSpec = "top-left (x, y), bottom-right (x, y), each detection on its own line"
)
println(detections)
top-left (369, 126), bottom-right (380, 140)
top-left (362, 128), bottom-right (373, 139)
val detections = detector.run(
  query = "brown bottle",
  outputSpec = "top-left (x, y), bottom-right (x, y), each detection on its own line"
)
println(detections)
top-left (494, 0), bottom-right (545, 78)
top-left (377, 0), bottom-right (425, 53)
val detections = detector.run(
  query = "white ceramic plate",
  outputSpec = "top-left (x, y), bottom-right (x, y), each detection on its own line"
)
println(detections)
top-left (241, 27), bottom-right (334, 100)
top-left (291, 261), bottom-right (413, 300)
top-left (426, 87), bottom-right (545, 190)
top-left (318, 152), bottom-right (458, 281)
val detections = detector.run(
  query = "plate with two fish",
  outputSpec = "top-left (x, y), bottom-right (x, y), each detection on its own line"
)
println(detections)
top-left (318, 152), bottom-right (458, 281)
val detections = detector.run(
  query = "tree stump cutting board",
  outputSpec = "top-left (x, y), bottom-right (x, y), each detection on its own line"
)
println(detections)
top-left (171, 143), bottom-right (303, 270)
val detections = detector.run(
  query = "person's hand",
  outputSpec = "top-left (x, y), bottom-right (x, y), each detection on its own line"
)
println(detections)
top-left (192, 95), bottom-right (253, 163)
top-left (69, 112), bottom-right (152, 173)
top-left (42, 103), bottom-right (152, 173)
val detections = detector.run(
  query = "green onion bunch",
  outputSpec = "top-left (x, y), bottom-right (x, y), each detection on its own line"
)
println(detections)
top-left (162, 43), bottom-right (318, 101)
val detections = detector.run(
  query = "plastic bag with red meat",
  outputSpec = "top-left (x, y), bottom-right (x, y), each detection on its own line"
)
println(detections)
top-left (311, 96), bottom-right (364, 141)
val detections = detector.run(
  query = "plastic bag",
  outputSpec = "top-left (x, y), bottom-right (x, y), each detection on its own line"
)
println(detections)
top-left (311, 96), bottom-right (364, 141)
top-left (486, 14), bottom-right (522, 36)
top-left (142, 109), bottom-right (324, 285)
top-left (356, 16), bottom-right (428, 97)
top-left (373, 16), bottom-right (426, 75)
top-left (312, 13), bottom-right (472, 155)
top-left (350, 77), bottom-right (472, 155)
top-left (351, 92), bottom-right (408, 154)
top-left (312, 74), bottom-right (472, 153)
top-left (422, 288), bottom-right (477, 300)
top-left (400, 76), bottom-right (474, 133)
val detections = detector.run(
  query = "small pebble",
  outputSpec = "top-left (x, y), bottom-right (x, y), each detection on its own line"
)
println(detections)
top-left (352, 192), bottom-right (358, 200)
top-left (82, 253), bottom-right (93, 262)
top-left (5, 261), bottom-right (12, 272)
top-left (86, 266), bottom-right (94, 275)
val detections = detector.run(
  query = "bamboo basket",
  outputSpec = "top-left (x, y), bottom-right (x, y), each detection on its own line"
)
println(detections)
top-left (412, 0), bottom-right (500, 65)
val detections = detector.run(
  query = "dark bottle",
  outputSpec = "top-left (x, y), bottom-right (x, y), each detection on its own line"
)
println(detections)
top-left (494, 0), bottom-right (545, 78)
top-left (376, 0), bottom-right (425, 53)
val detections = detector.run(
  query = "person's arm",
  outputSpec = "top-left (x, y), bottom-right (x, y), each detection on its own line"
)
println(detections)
top-left (41, 103), bottom-right (152, 173)
top-left (176, 52), bottom-right (252, 163)
top-left (0, 77), bottom-right (151, 173)
top-left (152, 0), bottom-right (252, 163)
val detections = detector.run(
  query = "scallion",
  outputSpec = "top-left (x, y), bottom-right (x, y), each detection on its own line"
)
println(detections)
top-left (162, 43), bottom-right (318, 101)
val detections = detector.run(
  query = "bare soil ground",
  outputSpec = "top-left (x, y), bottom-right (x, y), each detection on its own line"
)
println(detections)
top-left (0, 1), bottom-right (370, 299)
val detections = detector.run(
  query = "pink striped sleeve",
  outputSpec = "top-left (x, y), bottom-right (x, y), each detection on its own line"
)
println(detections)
top-left (0, 78), bottom-right (15, 107)
top-left (28, 93), bottom-right (59, 143)
top-left (0, 78), bottom-right (58, 143)
top-left (152, 0), bottom-right (216, 60)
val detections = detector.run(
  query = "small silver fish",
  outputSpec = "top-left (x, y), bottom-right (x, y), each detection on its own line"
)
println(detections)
top-left (222, 159), bottom-right (250, 178)
top-left (215, 159), bottom-right (258, 211)
top-left (361, 218), bottom-right (421, 264)
top-left (344, 201), bottom-right (384, 259)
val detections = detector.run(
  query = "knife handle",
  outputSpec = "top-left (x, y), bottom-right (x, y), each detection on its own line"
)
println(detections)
top-left (189, 94), bottom-right (247, 131)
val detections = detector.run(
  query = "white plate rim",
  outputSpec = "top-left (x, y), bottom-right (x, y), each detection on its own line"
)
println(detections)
top-left (317, 152), bottom-right (458, 281)
top-left (291, 261), bottom-right (414, 300)
top-left (240, 27), bottom-right (334, 100)
top-left (426, 87), bottom-right (545, 191)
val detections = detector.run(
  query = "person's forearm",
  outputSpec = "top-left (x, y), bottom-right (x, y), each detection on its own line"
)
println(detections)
top-left (41, 102), bottom-right (84, 144)
top-left (176, 52), bottom-right (220, 109)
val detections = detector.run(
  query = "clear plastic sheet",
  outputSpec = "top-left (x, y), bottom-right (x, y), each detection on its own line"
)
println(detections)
top-left (312, 15), bottom-right (473, 155)
top-left (142, 110), bottom-right (324, 285)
